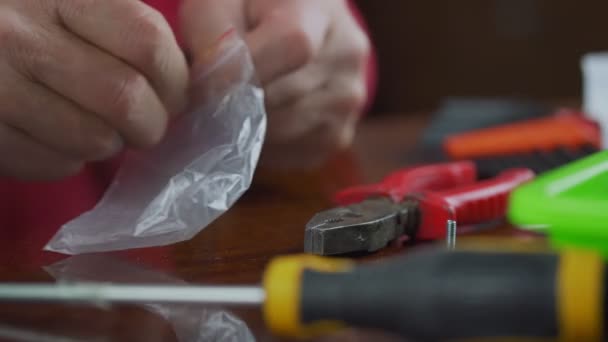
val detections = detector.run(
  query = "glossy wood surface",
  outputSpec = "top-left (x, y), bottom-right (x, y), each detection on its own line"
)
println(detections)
top-left (0, 113), bottom-right (540, 342)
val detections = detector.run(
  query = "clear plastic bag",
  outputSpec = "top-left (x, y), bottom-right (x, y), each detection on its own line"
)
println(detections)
top-left (45, 33), bottom-right (267, 254)
top-left (45, 255), bottom-right (255, 342)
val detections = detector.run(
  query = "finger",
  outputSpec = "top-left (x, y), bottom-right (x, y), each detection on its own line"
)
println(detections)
top-left (0, 76), bottom-right (123, 161)
top-left (185, 30), bottom-right (249, 109)
top-left (266, 75), bottom-right (365, 144)
top-left (0, 124), bottom-right (83, 181)
top-left (179, 0), bottom-right (245, 68)
top-left (264, 62), bottom-right (326, 109)
top-left (320, 2), bottom-right (371, 73)
top-left (319, 65), bottom-right (369, 121)
top-left (245, 0), bottom-right (331, 85)
top-left (16, 27), bottom-right (169, 148)
top-left (263, 1), bottom-right (369, 117)
top-left (56, 0), bottom-right (188, 114)
top-left (267, 104), bottom-right (357, 150)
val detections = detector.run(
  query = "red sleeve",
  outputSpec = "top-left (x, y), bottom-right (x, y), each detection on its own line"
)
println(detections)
top-left (144, 0), bottom-right (180, 33)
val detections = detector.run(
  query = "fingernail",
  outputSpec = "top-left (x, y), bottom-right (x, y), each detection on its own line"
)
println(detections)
top-left (102, 132), bottom-right (125, 159)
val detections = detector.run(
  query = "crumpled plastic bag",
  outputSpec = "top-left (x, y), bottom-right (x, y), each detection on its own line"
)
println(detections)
top-left (45, 33), bottom-right (267, 254)
top-left (45, 254), bottom-right (255, 342)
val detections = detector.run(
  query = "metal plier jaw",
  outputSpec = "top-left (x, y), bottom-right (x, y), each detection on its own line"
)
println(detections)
top-left (305, 167), bottom-right (536, 256)
top-left (305, 198), bottom-right (419, 256)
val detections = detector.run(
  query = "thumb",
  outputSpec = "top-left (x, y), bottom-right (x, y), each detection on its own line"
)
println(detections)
top-left (179, 0), bottom-right (245, 70)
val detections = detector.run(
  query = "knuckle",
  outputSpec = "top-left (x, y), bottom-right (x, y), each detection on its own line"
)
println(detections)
top-left (0, 16), bottom-right (18, 47)
top-left (109, 71), bottom-right (147, 117)
top-left (83, 128), bottom-right (122, 160)
top-left (133, 5), bottom-right (168, 32)
top-left (337, 81), bottom-right (367, 113)
top-left (0, 16), bottom-right (45, 75)
top-left (18, 45), bottom-right (55, 80)
top-left (128, 8), bottom-right (174, 82)
top-left (350, 31), bottom-right (371, 63)
top-left (146, 43), bottom-right (171, 79)
top-left (339, 30), bottom-right (370, 69)
top-left (3, 31), bottom-right (59, 82)
top-left (285, 25), bottom-right (316, 67)
top-left (351, 82), bottom-right (368, 109)
top-left (130, 7), bottom-right (171, 51)
top-left (108, 70), bottom-right (169, 147)
top-left (139, 122), bottom-right (166, 148)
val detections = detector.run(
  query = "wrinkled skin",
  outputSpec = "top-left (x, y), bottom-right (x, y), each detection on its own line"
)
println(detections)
top-left (0, 0), bottom-right (188, 180)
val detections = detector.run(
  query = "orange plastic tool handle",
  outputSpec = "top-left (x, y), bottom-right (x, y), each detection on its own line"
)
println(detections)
top-left (444, 111), bottom-right (601, 160)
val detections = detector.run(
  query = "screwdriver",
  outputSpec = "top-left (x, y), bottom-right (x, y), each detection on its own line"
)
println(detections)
top-left (0, 245), bottom-right (603, 341)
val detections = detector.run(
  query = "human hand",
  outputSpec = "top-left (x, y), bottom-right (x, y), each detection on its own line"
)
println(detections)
top-left (181, 0), bottom-right (370, 168)
top-left (0, 0), bottom-right (188, 180)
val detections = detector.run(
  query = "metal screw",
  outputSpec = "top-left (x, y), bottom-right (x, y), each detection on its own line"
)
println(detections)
top-left (446, 220), bottom-right (457, 250)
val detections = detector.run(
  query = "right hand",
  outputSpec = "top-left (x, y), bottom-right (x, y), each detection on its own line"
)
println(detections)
top-left (0, 0), bottom-right (188, 180)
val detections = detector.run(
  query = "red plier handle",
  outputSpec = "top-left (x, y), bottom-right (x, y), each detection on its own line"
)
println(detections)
top-left (413, 168), bottom-right (536, 240)
top-left (333, 161), bottom-right (477, 205)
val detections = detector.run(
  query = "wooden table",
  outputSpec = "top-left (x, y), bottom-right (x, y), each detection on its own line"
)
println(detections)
top-left (0, 113), bottom-right (536, 342)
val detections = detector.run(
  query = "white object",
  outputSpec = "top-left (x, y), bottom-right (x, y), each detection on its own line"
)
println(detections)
top-left (0, 283), bottom-right (265, 306)
top-left (45, 34), bottom-right (267, 254)
top-left (582, 52), bottom-right (608, 148)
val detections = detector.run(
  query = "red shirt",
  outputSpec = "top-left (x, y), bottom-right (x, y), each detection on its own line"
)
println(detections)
top-left (0, 0), bottom-right (375, 257)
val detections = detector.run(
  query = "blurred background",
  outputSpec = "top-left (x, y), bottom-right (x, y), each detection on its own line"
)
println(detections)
top-left (355, 0), bottom-right (608, 113)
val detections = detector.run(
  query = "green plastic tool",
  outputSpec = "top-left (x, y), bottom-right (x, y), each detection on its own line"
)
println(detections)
top-left (508, 150), bottom-right (608, 255)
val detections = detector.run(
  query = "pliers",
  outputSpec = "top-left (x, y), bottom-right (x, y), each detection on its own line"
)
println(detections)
top-left (305, 162), bottom-right (535, 255)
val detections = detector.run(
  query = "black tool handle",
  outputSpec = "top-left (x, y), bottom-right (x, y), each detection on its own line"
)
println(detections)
top-left (299, 248), bottom-right (605, 341)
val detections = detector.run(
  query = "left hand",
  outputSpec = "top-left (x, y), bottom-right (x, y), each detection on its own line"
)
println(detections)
top-left (180, 0), bottom-right (371, 168)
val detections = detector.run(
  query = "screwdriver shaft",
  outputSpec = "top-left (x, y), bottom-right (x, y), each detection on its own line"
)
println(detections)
top-left (0, 284), bottom-right (265, 306)
top-left (446, 220), bottom-right (457, 250)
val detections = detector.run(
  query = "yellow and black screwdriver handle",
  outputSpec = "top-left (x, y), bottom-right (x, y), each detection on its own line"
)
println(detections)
top-left (262, 246), bottom-right (605, 341)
